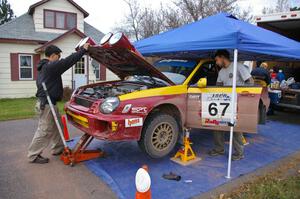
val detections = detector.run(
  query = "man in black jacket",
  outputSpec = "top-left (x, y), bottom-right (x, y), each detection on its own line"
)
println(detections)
top-left (27, 43), bottom-right (89, 164)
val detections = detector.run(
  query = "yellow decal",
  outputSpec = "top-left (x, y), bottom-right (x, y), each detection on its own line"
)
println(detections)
top-left (67, 111), bottom-right (89, 128)
top-left (119, 85), bottom-right (187, 101)
top-left (188, 87), bottom-right (262, 94)
top-left (111, 121), bottom-right (118, 132)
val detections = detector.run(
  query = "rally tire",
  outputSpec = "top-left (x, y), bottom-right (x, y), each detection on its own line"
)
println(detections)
top-left (258, 101), bottom-right (266, 124)
top-left (138, 113), bottom-right (179, 158)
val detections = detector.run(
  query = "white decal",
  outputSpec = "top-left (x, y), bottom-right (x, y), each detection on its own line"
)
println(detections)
top-left (201, 93), bottom-right (237, 126)
top-left (131, 107), bottom-right (148, 114)
top-left (125, 118), bottom-right (143, 127)
top-left (122, 104), bottom-right (132, 113)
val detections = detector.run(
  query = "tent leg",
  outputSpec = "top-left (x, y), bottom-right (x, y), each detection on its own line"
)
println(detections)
top-left (226, 49), bottom-right (238, 179)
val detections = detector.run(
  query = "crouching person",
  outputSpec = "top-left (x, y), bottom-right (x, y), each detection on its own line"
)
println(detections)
top-left (27, 43), bottom-right (90, 164)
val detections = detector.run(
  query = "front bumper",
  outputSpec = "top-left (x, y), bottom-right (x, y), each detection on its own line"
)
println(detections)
top-left (65, 104), bottom-right (142, 141)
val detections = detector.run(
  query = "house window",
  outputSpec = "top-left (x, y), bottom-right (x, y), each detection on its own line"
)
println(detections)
top-left (19, 55), bottom-right (33, 80)
top-left (75, 57), bottom-right (85, 74)
top-left (44, 10), bottom-right (77, 30)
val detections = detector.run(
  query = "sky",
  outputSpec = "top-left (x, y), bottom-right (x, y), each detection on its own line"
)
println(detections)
top-left (8, 0), bottom-right (293, 34)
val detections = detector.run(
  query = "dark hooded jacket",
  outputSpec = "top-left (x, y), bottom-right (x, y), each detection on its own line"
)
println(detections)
top-left (36, 48), bottom-right (86, 105)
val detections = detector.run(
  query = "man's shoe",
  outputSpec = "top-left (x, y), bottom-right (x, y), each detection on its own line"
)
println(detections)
top-left (208, 149), bottom-right (225, 156)
top-left (232, 153), bottom-right (244, 161)
top-left (31, 155), bottom-right (49, 164)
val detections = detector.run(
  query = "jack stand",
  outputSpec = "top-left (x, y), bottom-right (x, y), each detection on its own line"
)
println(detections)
top-left (60, 133), bottom-right (105, 167)
top-left (171, 128), bottom-right (201, 166)
top-left (242, 134), bottom-right (249, 146)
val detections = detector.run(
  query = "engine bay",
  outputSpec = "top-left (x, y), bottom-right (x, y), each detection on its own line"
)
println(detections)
top-left (78, 82), bottom-right (150, 99)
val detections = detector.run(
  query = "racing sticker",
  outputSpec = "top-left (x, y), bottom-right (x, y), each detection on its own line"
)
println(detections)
top-left (201, 93), bottom-right (237, 126)
top-left (125, 118), bottom-right (143, 128)
top-left (131, 107), bottom-right (148, 114)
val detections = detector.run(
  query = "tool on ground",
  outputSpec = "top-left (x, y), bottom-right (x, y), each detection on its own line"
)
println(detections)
top-left (135, 165), bottom-right (151, 199)
top-left (42, 82), bottom-right (104, 166)
top-left (162, 172), bottom-right (181, 181)
top-left (171, 128), bottom-right (201, 166)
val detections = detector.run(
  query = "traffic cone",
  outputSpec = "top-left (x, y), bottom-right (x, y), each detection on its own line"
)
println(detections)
top-left (135, 165), bottom-right (151, 199)
top-left (61, 115), bottom-right (70, 141)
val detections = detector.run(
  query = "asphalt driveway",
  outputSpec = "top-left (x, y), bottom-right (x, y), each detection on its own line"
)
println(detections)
top-left (0, 110), bottom-right (299, 199)
top-left (0, 118), bottom-right (117, 199)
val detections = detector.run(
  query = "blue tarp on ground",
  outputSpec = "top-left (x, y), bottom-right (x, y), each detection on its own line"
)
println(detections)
top-left (134, 13), bottom-right (300, 61)
top-left (68, 121), bottom-right (300, 199)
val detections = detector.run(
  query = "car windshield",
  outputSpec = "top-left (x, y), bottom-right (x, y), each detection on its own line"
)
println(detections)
top-left (154, 59), bottom-right (197, 84)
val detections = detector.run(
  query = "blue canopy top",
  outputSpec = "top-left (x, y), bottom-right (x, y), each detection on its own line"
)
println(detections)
top-left (134, 13), bottom-right (300, 61)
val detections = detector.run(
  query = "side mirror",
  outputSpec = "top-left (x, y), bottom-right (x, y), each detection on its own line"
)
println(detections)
top-left (197, 78), bottom-right (207, 88)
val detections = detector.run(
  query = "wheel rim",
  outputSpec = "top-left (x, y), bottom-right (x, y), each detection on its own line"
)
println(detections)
top-left (151, 122), bottom-right (174, 151)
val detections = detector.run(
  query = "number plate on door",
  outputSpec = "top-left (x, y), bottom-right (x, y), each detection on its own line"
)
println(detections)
top-left (201, 93), bottom-right (237, 126)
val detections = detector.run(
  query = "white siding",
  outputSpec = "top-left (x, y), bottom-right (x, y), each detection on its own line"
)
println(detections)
top-left (0, 43), bottom-right (39, 98)
top-left (0, 34), bottom-right (80, 98)
top-left (50, 33), bottom-right (81, 87)
top-left (106, 69), bottom-right (119, 81)
top-left (33, 0), bottom-right (84, 33)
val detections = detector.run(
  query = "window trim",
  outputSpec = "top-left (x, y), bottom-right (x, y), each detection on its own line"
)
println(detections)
top-left (43, 9), bottom-right (77, 30)
top-left (19, 54), bottom-right (33, 81)
top-left (95, 65), bottom-right (100, 81)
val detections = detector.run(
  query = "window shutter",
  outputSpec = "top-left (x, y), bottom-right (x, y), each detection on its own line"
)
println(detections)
top-left (10, 53), bottom-right (19, 81)
top-left (33, 54), bottom-right (41, 80)
top-left (100, 64), bottom-right (106, 81)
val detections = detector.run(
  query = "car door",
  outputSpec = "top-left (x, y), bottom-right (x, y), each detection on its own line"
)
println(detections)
top-left (185, 61), bottom-right (262, 133)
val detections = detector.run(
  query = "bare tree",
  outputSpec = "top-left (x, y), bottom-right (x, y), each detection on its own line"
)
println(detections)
top-left (114, 0), bottom-right (253, 41)
top-left (173, 0), bottom-right (252, 22)
top-left (262, 0), bottom-right (290, 14)
top-left (115, 0), bottom-right (146, 41)
top-left (139, 8), bottom-right (163, 39)
top-left (160, 5), bottom-right (186, 30)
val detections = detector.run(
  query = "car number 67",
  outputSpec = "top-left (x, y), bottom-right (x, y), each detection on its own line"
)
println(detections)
top-left (208, 102), bottom-right (230, 116)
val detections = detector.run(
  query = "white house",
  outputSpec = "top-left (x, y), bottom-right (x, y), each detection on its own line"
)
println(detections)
top-left (0, 0), bottom-right (117, 98)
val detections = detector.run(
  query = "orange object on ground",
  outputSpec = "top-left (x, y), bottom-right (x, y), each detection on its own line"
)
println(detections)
top-left (135, 165), bottom-right (151, 199)
top-left (60, 133), bottom-right (105, 166)
top-left (61, 115), bottom-right (70, 141)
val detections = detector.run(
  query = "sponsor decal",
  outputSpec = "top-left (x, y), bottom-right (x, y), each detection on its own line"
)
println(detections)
top-left (125, 118), bottom-right (143, 127)
top-left (122, 104), bottom-right (132, 113)
top-left (202, 118), bottom-right (230, 126)
top-left (188, 94), bottom-right (201, 100)
top-left (131, 107), bottom-right (148, 114)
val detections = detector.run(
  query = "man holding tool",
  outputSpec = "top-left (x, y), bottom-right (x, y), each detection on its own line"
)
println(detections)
top-left (208, 50), bottom-right (253, 161)
top-left (27, 43), bottom-right (90, 164)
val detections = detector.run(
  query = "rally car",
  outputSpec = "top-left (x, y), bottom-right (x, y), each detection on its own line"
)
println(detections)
top-left (65, 35), bottom-right (269, 158)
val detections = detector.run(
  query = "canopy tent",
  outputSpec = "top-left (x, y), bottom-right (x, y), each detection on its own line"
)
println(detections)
top-left (134, 13), bottom-right (300, 179)
top-left (134, 13), bottom-right (300, 61)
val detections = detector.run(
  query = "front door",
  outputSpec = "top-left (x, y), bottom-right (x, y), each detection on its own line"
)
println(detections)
top-left (185, 61), bottom-right (261, 133)
top-left (186, 87), bottom-right (261, 133)
top-left (74, 56), bottom-right (87, 89)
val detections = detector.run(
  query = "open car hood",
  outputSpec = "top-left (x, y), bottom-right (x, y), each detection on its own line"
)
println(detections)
top-left (88, 46), bottom-right (175, 85)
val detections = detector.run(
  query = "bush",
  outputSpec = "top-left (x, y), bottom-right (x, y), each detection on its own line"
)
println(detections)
top-left (63, 87), bottom-right (73, 101)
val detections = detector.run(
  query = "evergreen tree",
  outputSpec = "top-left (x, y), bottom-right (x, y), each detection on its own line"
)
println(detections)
top-left (0, 0), bottom-right (15, 25)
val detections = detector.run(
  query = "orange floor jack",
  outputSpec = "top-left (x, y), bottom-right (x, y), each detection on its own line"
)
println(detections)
top-left (60, 133), bottom-right (105, 167)
top-left (42, 82), bottom-right (105, 167)
top-left (171, 128), bottom-right (201, 166)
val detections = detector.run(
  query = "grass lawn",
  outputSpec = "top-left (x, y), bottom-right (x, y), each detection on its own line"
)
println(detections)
top-left (230, 175), bottom-right (300, 199)
top-left (0, 98), bottom-right (66, 121)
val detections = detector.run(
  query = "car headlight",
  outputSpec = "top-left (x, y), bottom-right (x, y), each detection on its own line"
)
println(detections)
top-left (99, 97), bottom-right (120, 114)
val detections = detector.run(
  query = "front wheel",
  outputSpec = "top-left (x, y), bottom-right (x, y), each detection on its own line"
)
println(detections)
top-left (138, 113), bottom-right (179, 158)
